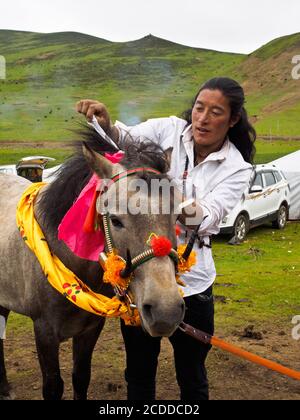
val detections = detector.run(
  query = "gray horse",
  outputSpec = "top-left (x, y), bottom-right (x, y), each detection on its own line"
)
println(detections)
top-left (0, 131), bottom-right (185, 400)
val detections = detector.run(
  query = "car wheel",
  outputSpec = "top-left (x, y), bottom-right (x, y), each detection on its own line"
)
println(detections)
top-left (272, 204), bottom-right (288, 229)
top-left (233, 214), bottom-right (249, 242)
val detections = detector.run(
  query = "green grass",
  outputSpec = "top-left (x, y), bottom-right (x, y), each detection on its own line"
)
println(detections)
top-left (254, 103), bottom-right (300, 137)
top-left (0, 31), bottom-right (245, 141)
top-left (214, 223), bottom-right (300, 331)
top-left (254, 139), bottom-right (300, 163)
top-left (0, 147), bottom-right (72, 166)
top-left (252, 32), bottom-right (300, 59)
top-left (6, 313), bottom-right (32, 334)
top-left (1, 138), bottom-right (298, 166)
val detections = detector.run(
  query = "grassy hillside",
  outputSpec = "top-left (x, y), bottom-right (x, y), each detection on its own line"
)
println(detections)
top-left (234, 33), bottom-right (300, 137)
top-left (0, 30), bottom-right (300, 142)
top-left (0, 30), bottom-right (243, 141)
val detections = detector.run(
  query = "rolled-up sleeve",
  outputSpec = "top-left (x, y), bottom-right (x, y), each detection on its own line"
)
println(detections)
top-left (116, 119), bottom-right (161, 143)
top-left (115, 117), bottom-right (184, 150)
top-left (197, 167), bottom-right (252, 236)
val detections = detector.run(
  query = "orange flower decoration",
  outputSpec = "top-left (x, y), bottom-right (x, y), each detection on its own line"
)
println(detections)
top-left (103, 252), bottom-right (132, 289)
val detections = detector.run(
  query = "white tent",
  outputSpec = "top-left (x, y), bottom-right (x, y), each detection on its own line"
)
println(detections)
top-left (271, 150), bottom-right (300, 220)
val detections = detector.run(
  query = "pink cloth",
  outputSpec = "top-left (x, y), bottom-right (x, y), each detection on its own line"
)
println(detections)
top-left (58, 151), bottom-right (124, 261)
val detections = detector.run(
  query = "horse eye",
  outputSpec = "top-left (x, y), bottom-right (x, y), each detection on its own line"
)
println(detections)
top-left (110, 216), bottom-right (124, 229)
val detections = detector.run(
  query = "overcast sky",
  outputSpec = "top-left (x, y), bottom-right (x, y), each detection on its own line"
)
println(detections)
top-left (1, 0), bottom-right (300, 54)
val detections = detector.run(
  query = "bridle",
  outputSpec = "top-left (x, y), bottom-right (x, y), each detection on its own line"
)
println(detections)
top-left (97, 166), bottom-right (199, 301)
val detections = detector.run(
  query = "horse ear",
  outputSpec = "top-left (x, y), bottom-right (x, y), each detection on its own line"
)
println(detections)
top-left (82, 142), bottom-right (115, 179)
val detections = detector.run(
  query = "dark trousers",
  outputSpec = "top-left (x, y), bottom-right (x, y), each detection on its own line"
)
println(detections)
top-left (120, 286), bottom-right (214, 401)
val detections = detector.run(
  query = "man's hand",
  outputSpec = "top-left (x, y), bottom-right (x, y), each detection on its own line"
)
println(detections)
top-left (76, 100), bottom-right (111, 132)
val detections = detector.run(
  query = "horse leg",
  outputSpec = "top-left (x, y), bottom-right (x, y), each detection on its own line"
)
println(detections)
top-left (34, 319), bottom-right (64, 400)
top-left (72, 319), bottom-right (105, 400)
top-left (0, 307), bottom-right (11, 400)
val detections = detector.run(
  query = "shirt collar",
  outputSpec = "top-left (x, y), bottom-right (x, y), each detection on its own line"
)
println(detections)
top-left (182, 125), bottom-right (230, 164)
top-left (182, 124), bottom-right (193, 141)
top-left (204, 138), bottom-right (230, 163)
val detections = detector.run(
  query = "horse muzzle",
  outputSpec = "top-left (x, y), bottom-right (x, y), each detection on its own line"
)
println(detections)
top-left (141, 299), bottom-right (185, 337)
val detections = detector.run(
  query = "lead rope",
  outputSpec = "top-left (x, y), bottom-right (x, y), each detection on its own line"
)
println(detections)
top-left (180, 323), bottom-right (300, 381)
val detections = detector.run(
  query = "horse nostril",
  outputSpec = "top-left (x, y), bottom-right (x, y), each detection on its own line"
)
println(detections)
top-left (143, 304), bottom-right (153, 322)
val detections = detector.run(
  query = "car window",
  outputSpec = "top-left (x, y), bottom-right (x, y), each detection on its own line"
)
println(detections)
top-left (253, 173), bottom-right (263, 187)
top-left (264, 172), bottom-right (276, 187)
top-left (18, 168), bottom-right (43, 182)
top-left (273, 171), bottom-right (282, 182)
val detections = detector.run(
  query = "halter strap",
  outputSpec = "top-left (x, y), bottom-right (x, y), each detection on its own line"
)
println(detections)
top-left (99, 165), bottom-right (178, 291)
top-left (110, 167), bottom-right (162, 184)
top-left (98, 165), bottom-right (163, 253)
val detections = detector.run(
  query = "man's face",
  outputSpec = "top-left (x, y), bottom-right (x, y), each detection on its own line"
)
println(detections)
top-left (191, 89), bottom-right (234, 148)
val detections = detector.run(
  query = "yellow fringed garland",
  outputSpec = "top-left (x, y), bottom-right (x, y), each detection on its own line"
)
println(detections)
top-left (16, 183), bottom-right (197, 328)
top-left (16, 183), bottom-right (140, 325)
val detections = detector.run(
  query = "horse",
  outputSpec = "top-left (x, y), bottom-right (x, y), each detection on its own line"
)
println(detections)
top-left (0, 128), bottom-right (185, 400)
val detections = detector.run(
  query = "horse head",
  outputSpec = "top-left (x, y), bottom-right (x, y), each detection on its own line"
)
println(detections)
top-left (83, 142), bottom-right (185, 337)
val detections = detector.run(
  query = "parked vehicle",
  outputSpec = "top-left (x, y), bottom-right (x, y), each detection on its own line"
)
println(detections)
top-left (0, 156), bottom-right (55, 183)
top-left (0, 165), bottom-right (16, 176)
top-left (219, 164), bottom-right (290, 242)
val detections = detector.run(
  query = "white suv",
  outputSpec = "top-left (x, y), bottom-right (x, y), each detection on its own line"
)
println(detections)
top-left (219, 164), bottom-right (290, 242)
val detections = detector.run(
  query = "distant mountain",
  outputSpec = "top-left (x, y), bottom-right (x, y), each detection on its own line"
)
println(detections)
top-left (0, 30), bottom-right (299, 141)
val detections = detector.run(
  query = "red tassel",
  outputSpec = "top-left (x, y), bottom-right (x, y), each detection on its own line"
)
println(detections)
top-left (175, 225), bottom-right (181, 237)
top-left (83, 189), bottom-right (100, 233)
top-left (151, 236), bottom-right (172, 257)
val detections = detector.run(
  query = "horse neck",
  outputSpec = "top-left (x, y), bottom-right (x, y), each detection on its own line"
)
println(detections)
top-left (34, 199), bottom-right (113, 297)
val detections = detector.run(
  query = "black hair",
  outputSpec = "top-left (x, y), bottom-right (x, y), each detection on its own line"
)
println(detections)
top-left (181, 77), bottom-right (256, 163)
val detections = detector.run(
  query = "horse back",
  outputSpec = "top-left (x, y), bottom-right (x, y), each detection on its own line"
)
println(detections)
top-left (0, 174), bottom-right (45, 317)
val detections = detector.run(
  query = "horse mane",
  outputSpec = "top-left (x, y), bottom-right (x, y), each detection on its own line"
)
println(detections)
top-left (38, 125), bottom-right (170, 232)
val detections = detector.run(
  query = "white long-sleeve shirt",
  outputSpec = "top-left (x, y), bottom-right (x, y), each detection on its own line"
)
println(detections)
top-left (116, 116), bottom-right (252, 296)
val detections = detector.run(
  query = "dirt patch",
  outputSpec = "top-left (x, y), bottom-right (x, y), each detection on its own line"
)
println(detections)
top-left (3, 319), bottom-right (300, 400)
top-left (214, 296), bottom-right (228, 304)
top-left (214, 282), bottom-right (236, 288)
top-left (262, 92), bottom-right (300, 115)
top-left (236, 325), bottom-right (264, 341)
top-left (36, 53), bottom-right (56, 60)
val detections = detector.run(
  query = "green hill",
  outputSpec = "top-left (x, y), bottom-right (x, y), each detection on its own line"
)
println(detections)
top-left (233, 32), bottom-right (300, 137)
top-left (0, 30), bottom-right (299, 141)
